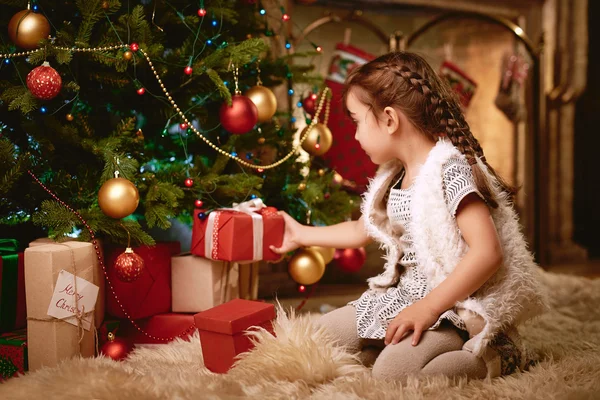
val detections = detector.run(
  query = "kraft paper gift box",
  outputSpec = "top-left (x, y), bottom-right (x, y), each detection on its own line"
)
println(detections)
top-left (194, 299), bottom-right (275, 373)
top-left (171, 254), bottom-right (240, 313)
top-left (24, 241), bottom-right (105, 371)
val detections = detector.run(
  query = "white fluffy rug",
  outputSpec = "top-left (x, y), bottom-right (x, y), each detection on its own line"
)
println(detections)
top-left (2, 271), bottom-right (600, 399)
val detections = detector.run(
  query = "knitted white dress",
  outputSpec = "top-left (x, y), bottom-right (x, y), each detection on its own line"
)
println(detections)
top-left (350, 157), bottom-right (480, 340)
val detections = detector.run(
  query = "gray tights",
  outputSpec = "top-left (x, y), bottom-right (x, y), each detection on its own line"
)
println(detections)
top-left (317, 305), bottom-right (487, 381)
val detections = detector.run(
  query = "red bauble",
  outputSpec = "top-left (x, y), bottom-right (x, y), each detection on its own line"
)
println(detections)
top-left (334, 247), bottom-right (366, 273)
top-left (219, 95), bottom-right (258, 135)
top-left (100, 332), bottom-right (133, 361)
top-left (302, 93), bottom-right (318, 115)
top-left (136, 87), bottom-right (145, 95)
top-left (184, 178), bottom-right (194, 187)
top-left (194, 199), bottom-right (204, 208)
top-left (26, 61), bottom-right (62, 100)
top-left (114, 247), bottom-right (145, 282)
top-left (130, 42), bottom-right (139, 52)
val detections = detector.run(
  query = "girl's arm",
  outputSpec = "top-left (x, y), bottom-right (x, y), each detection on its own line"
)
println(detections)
top-left (271, 212), bottom-right (372, 254)
top-left (422, 193), bottom-right (503, 315)
top-left (385, 193), bottom-right (503, 346)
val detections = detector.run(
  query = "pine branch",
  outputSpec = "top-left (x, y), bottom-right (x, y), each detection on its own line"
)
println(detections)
top-left (1, 86), bottom-right (37, 114)
top-left (76, 0), bottom-right (106, 46)
top-left (144, 181), bottom-right (184, 229)
top-left (206, 68), bottom-right (231, 104)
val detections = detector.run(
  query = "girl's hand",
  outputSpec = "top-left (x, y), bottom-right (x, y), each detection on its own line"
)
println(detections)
top-left (384, 299), bottom-right (440, 346)
top-left (270, 211), bottom-right (305, 254)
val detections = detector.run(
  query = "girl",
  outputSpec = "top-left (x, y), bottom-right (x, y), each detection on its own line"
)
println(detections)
top-left (271, 52), bottom-right (547, 381)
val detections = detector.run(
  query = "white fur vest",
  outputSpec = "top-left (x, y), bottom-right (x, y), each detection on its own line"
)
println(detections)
top-left (361, 139), bottom-right (548, 356)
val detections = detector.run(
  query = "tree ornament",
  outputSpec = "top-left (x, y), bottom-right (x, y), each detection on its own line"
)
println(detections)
top-left (198, 8), bottom-right (207, 17)
top-left (100, 332), bottom-right (133, 361)
top-left (307, 246), bottom-right (335, 264)
top-left (298, 284), bottom-right (306, 293)
top-left (8, 9), bottom-right (51, 50)
top-left (245, 85), bottom-right (277, 123)
top-left (301, 123), bottom-right (333, 156)
top-left (194, 199), bottom-right (204, 208)
top-left (130, 43), bottom-right (139, 52)
top-left (219, 95), bottom-right (258, 134)
top-left (184, 178), bottom-right (194, 187)
top-left (184, 66), bottom-right (193, 75)
top-left (114, 247), bottom-right (145, 282)
top-left (98, 173), bottom-right (140, 219)
top-left (331, 172), bottom-right (343, 187)
top-left (26, 61), bottom-right (62, 100)
top-left (136, 87), bottom-right (145, 95)
top-left (288, 248), bottom-right (325, 285)
top-left (179, 122), bottom-right (188, 130)
top-left (318, 169), bottom-right (325, 176)
top-left (123, 50), bottom-right (133, 61)
top-left (302, 93), bottom-right (318, 115)
top-left (66, 113), bottom-right (74, 122)
top-left (334, 247), bottom-right (366, 273)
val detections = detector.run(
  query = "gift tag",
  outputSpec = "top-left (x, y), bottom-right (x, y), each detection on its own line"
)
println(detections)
top-left (46, 270), bottom-right (100, 331)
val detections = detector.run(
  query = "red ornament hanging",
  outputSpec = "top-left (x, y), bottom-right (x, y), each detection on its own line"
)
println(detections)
top-left (197, 8), bottom-right (207, 17)
top-left (100, 332), bottom-right (133, 361)
top-left (334, 247), bottom-right (366, 273)
top-left (130, 42), bottom-right (139, 52)
top-left (26, 61), bottom-right (62, 100)
top-left (302, 93), bottom-right (318, 115)
top-left (184, 178), bottom-right (194, 187)
top-left (114, 247), bottom-right (145, 282)
top-left (219, 95), bottom-right (258, 135)
top-left (194, 199), bottom-right (204, 208)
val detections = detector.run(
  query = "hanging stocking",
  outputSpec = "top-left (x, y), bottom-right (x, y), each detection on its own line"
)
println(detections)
top-left (439, 61), bottom-right (477, 109)
top-left (494, 53), bottom-right (530, 123)
top-left (323, 44), bottom-right (377, 192)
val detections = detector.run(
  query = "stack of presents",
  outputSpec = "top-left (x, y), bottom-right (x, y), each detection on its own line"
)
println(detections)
top-left (0, 201), bottom-right (284, 380)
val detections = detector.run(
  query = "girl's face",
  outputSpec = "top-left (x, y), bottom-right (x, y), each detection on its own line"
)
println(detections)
top-left (346, 90), bottom-right (396, 165)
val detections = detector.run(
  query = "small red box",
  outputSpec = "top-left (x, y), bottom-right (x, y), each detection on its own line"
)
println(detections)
top-left (194, 299), bottom-right (275, 373)
top-left (119, 312), bottom-right (196, 345)
top-left (191, 208), bottom-right (284, 262)
top-left (105, 242), bottom-right (180, 320)
top-left (0, 328), bottom-right (27, 382)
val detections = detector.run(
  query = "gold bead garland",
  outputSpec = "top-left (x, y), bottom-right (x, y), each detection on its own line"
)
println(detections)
top-left (0, 44), bottom-right (331, 171)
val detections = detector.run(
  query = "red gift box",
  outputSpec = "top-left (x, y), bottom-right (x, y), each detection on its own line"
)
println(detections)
top-left (323, 43), bottom-right (377, 192)
top-left (118, 312), bottom-right (196, 345)
top-left (0, 328), bottom-right (27, 382)
top-left (0, 240), bottom-right (27, 333)
top-left (191, 201), bottom-right (284, 262)
top-left (105, 242), bottom-right (180, 320)
top-left (195, 299), bottom-right (275, 373)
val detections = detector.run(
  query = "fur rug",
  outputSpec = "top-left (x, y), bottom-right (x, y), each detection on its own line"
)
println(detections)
top-left (2, 270), bottom-right (600, 400)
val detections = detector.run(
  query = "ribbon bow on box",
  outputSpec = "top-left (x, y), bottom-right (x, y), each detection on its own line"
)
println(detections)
top-left (191, 199), bottom-right (284, 262)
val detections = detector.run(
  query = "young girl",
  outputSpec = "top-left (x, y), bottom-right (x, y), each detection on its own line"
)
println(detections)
top-left (271, 51), bottom-right (547, 381)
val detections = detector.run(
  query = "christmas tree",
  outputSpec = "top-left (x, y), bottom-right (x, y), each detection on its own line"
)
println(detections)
top-left (0, 0), bottom-right (357, 246)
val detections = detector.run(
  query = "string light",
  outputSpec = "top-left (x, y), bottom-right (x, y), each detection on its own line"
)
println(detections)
top-left (197, 8), bottom-right (207, 17)
top-left (282, 14), bottom-right (290, 21)
top-left (285, 41), bottom-right (291, 49)
top-left (136, 87), bottom-right (145, 95)
top-left (211, 19), bottom-right (218, 27)
top-left (288, 88), bottom-right (294, 95)
top-left (259, 9), bottom-right (266, 15)
top-left (40, 106), bottom-right (47, 113)
top-left (130, 43), bottom-right (139, 52)
top-left (206, 39), bottom-right (212, 45)
top-left (184, 65), bottom-right (193, 75)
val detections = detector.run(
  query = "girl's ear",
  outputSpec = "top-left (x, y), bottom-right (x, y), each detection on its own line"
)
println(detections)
top-left (383, 106), bottom-right (400, 134)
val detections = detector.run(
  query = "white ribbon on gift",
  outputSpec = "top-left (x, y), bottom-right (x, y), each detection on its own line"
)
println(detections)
top-left (204, 198), bottom-right (266, 262)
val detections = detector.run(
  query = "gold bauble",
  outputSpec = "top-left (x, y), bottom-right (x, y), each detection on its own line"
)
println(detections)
top-left (123, 50), bottom-right (133, 61)
top-left (301, 123), bottom-right (333, 156)
top-left (98, 177), bottom-right (140, 219)
top-left (65, 113), bottom-right (74, 122)
top-left (8, 10), bottom-right (51, 50)
top-left (297, 182), bottom-right (306, 191)
top-left (307, 246), bottom-right (335, 264)
top-left (245, 85), bottom-right (277, 123)
top-left (288, 248), bottom-right (326, 285)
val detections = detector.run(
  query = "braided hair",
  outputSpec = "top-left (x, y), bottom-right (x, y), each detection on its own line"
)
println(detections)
top-left (343, 52), bottom-right (515, 208)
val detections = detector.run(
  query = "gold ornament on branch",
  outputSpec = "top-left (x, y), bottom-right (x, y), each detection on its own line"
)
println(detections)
top-left (301, 123), bottom-right (333, 156)
top-left (307, 246), bottom-right (335, 264)
top-left (288, 248), bottom-right (326, 285)
top-left (98, 171), bottom-right (140, 219)
top-left (123, 50), bottom-right (133, 61)
top-left (8, 9), bottom-right (51, 50)
top-left (246, 85), bottom-right (277, 123)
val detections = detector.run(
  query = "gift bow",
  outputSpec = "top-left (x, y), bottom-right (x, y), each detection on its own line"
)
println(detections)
top-left (205, 199), bottom-right (268, 261)
top-left (0, 239), bottom-right (19, 256)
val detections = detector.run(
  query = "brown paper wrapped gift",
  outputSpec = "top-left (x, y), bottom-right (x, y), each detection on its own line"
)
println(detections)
top-left (24, 241), bottom-right (105, 371)
top-left (171, 254), bottom-right (241, 312)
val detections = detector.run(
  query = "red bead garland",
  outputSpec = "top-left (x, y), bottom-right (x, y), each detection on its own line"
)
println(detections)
top-left (27, 170), bottom-right (195, 342)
